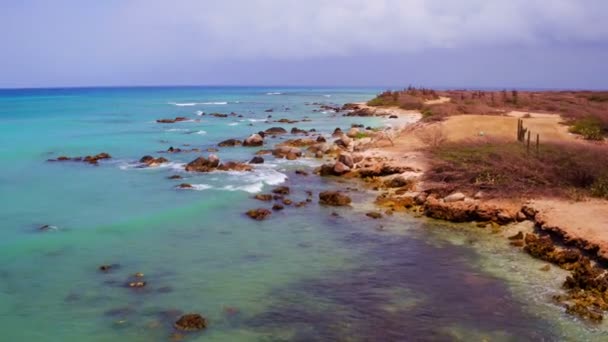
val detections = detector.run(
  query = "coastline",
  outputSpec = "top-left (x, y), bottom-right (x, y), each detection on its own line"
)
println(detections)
top-left (313, 98), bottom-right (608, 322)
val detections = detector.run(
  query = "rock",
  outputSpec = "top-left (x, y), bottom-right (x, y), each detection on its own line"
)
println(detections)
top-left (540, 265), bottom-right (551, 272)
top-left (565, 303), bottom-right (603, 322)
top-left (174, 314), bottom-right (208, 331)
top-left (255, 149), bottom-right (272, 155)
top-left (346, 127), bottom-right (360, 138)
top-left (279, 138), bottom-right (317, 148)
top-left (375, 194), bottom-right (415, 211)
top-left (99, 264), bottom-right (114, 272)
top-left (272, 204), bottom-right (284, 211)
top-left (384, 176), bottom-right (411, 189)
top-left (508, 231), bottom-right (524, 240)
top-left (206, 148), bottom-right (219, 152)
top-left (128, 281), bottom-right (146, 288)
top-left (249, 156), bottom-right (264, 164)
top-left (264, 127), bottom-right (287, 135)
top-left (295, 169), bottom-right (309, 176)
top-left (254, 194), bottom-right (273, 201)
top-left (332, 128), bottom-right (343, 137)
top-left (156, 117), bottom-right (188, 123)
top-left (290, 127), bottom-right (308, 134)
top-left (246, 208), bottom-right (271, 220)
top-left (319, 191), bottom-right (352, 206)
top-left (83, 153), bottom-right (112, 165)
top-left (168, 175), bottom-right (182, 180)
top-left (334, 135), bottom-right (352, 148)
top-left (210, 113), bottom-right (228, 118)
top-left (414, 192), bottom-right (428, 205)
top-left (523, 234), bottom-right (555, 260)
top-left (216, 162), bottom-right (253, 172)
top-left (177, 183), bottom-right (193, 189)
top-left (473, 191), bottom-right (484, 199)
top-left (282, 198), bottom-right (293, 205)
top-left (139, 155), bottom-right (168, 167)
top-left (218, 139), bottom-right (242, 147)
top-left (272, 186), bottom-right (290, 195)
top-left (366, 212), bottom-right (382, 219)
top-left (338, 154), bottom-right (354, 168)
top-left (444, 192), bottom-right (466, 203)
top-left (316, 136), bottom-right (327, 143)
top-left (333, 161), bottom-right (351, 175)
top-left (516, 211), bottom-right (527, 222)
top-left (272, 146), bottom-right (302, 159)
top-left (243, 134), bottom-right (264, 147)
top-left (389, 115), bottom-right (398, 119)
top-left (185, 155), bottom-right (220, 172)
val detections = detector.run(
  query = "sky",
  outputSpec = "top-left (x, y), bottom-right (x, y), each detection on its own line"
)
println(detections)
top-left (1, 0), bottom-right (607, 89)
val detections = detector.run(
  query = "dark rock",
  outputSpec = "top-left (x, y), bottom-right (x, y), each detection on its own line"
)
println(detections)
top-left (272, 186), bottom-right (290, 195)
top-left (319, 191), bottom-right (352, 206)
top-left (316, 136), bottom-right (327, 143)
top-left (338, 153), bottom-right (354, 168)
top-left (389, 115), bottom-right (398, 119)
top-left (249, 156), bottom-right (264, 164)
top-left (295, 169), bottom-right (309, 176)
top-left (366, 212), bottom-right (383, 219)
top-left (243, 134), bottom-right (264, 147)
top-left (185, 155), bottom-right (220, 172)
top-left (272, 204), bottom-right (284, 211)
top-left (174, 313), bottom-right (208, 331)
top-left (246, 208), bottom-right (272, 220)
top-left (218, 139), bottom-right (242, 147)
top-left (156, 117), bottom-right (188, 123)
top-left (384, 176), bottom-right (410, 188)
top-left (168, 175), bottom-right (183, 180)
top-left (282, 198), bottom-right (293, 206)
top-left (265, 127), bottom-right (287, 135)
top-left (139, 155), bottom-right (168, 167)
top-left (178, 183), bottom-right (193, 189)
top-left (254, 194), bottom-right (273, 201)
top-left (508, 231), bottom-right (524, 240)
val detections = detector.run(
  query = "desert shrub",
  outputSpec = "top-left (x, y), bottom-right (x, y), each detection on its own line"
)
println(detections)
top-left (354, 132), bottom-right (370, 139)
top-left (425, 140), bottom-right (608, 199)
top-left (417, 126), bottom-right (446, 148)
top-left (569, 117), bottom-right (604, 140)
top-left (591, 175), bottom-right (608, 199)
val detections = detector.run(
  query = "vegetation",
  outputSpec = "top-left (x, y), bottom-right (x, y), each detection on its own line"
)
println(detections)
top-left (367, 88), bottom-right (608, 137)
top-left (569, 117), bottom-right (604, 140)
top-left (425, 140), bottom-right (608, 199)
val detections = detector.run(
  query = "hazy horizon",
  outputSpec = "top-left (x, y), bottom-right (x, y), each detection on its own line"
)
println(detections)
top-left (2, 0), bottom-right (607, 89)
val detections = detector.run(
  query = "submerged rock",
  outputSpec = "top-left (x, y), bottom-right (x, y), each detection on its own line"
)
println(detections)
top-left (156, 117), bottom-right (188, 124)
top-left (264, 127), bottom-right (287, 135)
top-left (139, 155), bottom-right (168, 167)
top-left (246, 208), bottom-right (272, 220)
top-left (185, 155), bottom-right (220, 172)
top-left (174, 313), bottom-right (208, 331)
top-left (254, 194), bottom-right (273, 201)
top-left (218, 139), bottom-right (242, 147)
top-left (272, 186), bottom-right (290, 195)
top-left (366, 212), bottom-right (383, 219)
top-left (319, 191), bottom-right (352, 206)
top-left (249, 156), bottom-right (264, 164)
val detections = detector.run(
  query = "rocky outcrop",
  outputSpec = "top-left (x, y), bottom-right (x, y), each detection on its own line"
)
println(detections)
top-left (156, 117), bottom-right (188, 123)
top-left (249, 156), bottom-right (264, 164)
top-left (246, 208), bottom-right (272, 220)
top-left (49, 153), bottom-right (112, 165)
top-left (218, 139), bottom-right (242, 147)
top-left (174, 314), bottom-right (208, 331)
top-left (139, 155), bottom-right (168, 167)
top-left (264, 127), bottom-right (287, 135)
top-left (185, 155), bottom-right (220, 172)
top-left (319, 191), bottom-right (352, 206)
top-left (271, 186), bottom-right (290, 195)
top-left (243, 134), bottom-right (264, 147)
top-left (272, 146), bottom-right (302, 160)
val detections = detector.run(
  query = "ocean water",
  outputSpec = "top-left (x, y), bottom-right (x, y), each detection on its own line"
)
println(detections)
top-left (0, 86), bottom-right (606, 341)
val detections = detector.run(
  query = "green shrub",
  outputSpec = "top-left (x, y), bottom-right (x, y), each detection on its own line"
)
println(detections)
top-left (354, 132), bottom-right (370, 139)
top-left (569, 117), bottom-right (604, 140)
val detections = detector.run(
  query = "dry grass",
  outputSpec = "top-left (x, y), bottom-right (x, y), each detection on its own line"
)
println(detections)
top-left (424, 139), bottom-right (608, 199)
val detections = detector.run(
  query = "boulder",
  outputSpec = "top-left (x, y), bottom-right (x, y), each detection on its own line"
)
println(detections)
top-left (333, 161), bottom-right (351, 175)
top-left (139, 155), bottom-right (168, 167)
top-left (273, 146), bottom-right (302, 159)
top-left (346, 127), bottom-right (360, 138)
top-left (272, 186), bottom-right (290, 195)
top-left (178, 183), bottom-right (193, 189)
top-left (246, 208), bottom-right (272, 220)
top-left (384, 176), bottom-right (410, 189)
top-left (316, 136), bottom-right (327, 143)
top-left (334, 135), bottom-right (352, 148)
top-left (218, 139), bottom-right (242, 147)
top-left (319, 191), bottom-right (352, 206)
top-left (254, 194), bottom-right (273, 201)
top-left (216, 162), bottom-right (253, 172)
top-left (338, 153), bottom-right (354, 168)
top-left (249, 156), bottom-right (264, 164)
top-left (264, 127), bottom-right (287, 135)
top-left (185, 155), bottom-right (220, 172)
top-left (444, 192), bottom-right (466, 203)
top-left (290, 127), bottom-right (308, 134)
top-left (174, 314), bottom-right (208, 331)
top-left (332, 128), bottom-right (343, 137)
top-left (243, 134), bottom-right (264, 147)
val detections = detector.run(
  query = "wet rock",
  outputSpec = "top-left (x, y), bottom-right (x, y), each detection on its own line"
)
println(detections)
top-left (272, 186), bottom-right (290, 195)
top-left (272, 204), bottom-right (284, 211)
top-left (279, 138), bottom-right (317, 148)
top-left (156, 117), bottom-right (188, 123)
top-left (139, 155), bottom-right (168, 167)
top-left (127, 281), bottom-right (146, 288)
top-left (295, 169), bottom-right (309, 176)
top-left (338, 153), bottom-right (354, 168)
top-left (319, 191), bottom-right (352, 206)
top-left (249, 156), bottom-right (264, 164)
top-left (316, 136), bottom-right (327, 143)
top-left (523, 234), bottom-right (555, 260)
top-left (332, 128), bottom-right (343, 137)
top-left (83, 153), bottom-right (112, 165)
top-left (243, 134), bottom-right (264, 147)
top-left (333, 161), bottom-right (351, 175)
top-left (366, 212), bottom-right (382, 219)
top-left (255, 149), bottom-right (273, 155)
top-left (334, 136), bottom-right (352, 148)
top-left (516, 211), bottom-right (527, 222)
top-left (346, 127), bottom-right (360, 138)
top-left (264, 127), bottom-right (287, 135)
top-left (254, 194), bottom-right (273, 201)
top-left (218, 139), bottom-right (242, 147)
top-left (210, 113), bottom-right (228, 118)
top-left (246, 208), bottom-right (272, 220)
top-left (174, 313), bottom-right (208, 331)
top-left (444, 192), bottom-right (466, 203)
top-left (384, 176), bottom-right (411, 189)
top-left (185, 155), bottom-right (220, 172)
top-left (168, 175), bottom-right (183, 180)
top-left (216, 161), bottom-right (253, 172)
top-left (282, 198), bottom-right (293, 206)
top-left (272, 146), bottom-right (302, 159)
top-left (99, 264), bottom-right (117, 272)
top-left (389, 115), bottom-right (398, 119)
top-left (290, 127), bottom-right (308, 134)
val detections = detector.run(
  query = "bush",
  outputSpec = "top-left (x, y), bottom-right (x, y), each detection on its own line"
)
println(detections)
top-left (591, 175), bottom-right (608, 199)
top-left (425, 140), bottom-right (608, 199)
top-left (569, 117), bottom-right (604, 140)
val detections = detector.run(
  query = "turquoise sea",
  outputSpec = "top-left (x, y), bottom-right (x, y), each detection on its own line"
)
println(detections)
top-left (0, 87), bottom-right (606, 341)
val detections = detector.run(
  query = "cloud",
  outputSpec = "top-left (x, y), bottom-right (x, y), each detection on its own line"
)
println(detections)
top-left (104, 0), bottom-right (608, 59)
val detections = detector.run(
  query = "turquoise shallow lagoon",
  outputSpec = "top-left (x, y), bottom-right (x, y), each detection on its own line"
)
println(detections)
top-left (1, 87), bottom-right (607, 341)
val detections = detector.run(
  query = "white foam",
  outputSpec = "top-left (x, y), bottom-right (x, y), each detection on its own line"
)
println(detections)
top-left (196, 110), bottom-right (205, 116)
top-left (169, 101), bottom-right (227, 106)
top-left (201, 101), bottom-right (228, 105)
top-left (228, 122), bottom-right (239, 126)
top-left (222, 182), bottom-right (264, 193)
top-left (119, 161), bottom-right (185, 171)
top-left (266, 92), bottom-right (282, 95)
top-left (323, 94), bottom-right (332, 97)
top-left (169, 102), bottom-right (197, 107)
top-left (194, 130), bottom-right (207, 135)
top-left (189, 184), bottom-right (213, 191)
top-left (165, 128), bottom-right (189, 132)
top-left (246, 118), bottom-right (267, 122)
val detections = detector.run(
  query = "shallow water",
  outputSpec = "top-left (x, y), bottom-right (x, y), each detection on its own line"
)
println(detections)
top-left (1, 87), bottom-right (606, 341)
